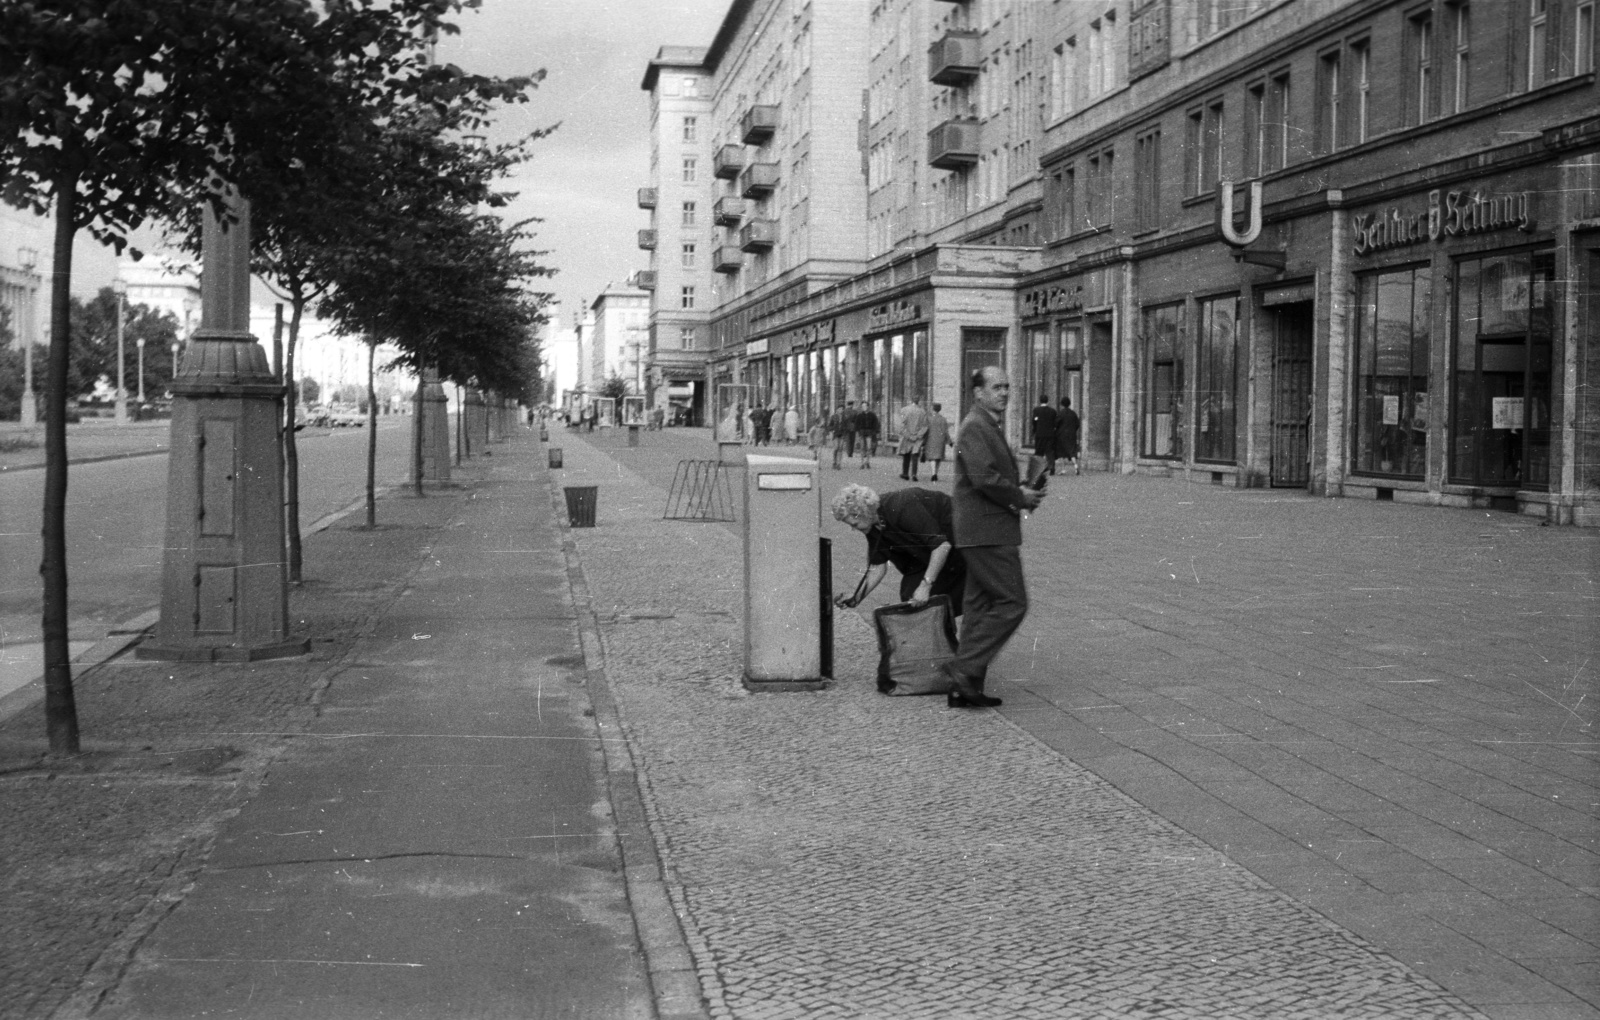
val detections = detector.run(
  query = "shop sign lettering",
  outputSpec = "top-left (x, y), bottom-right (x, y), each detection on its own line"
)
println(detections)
top-left (1353, 187), bottom-right (1534, 256)
top-left (746, 337), bottom-right (769, 356)
top-left (868, 300), bottom-right (921, 329)
top-left (1021, 282), bottom-right (1085, 318)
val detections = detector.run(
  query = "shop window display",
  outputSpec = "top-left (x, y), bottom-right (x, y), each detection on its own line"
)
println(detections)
top-left (1353, 266), bottom-right (1431, 478)
top-left (1451, 249), bottom-right (1554, 488)
top-left (1140, 303), bottom-right (1186, 459)
top-left (1195, 295), bottom-right (1239, 464)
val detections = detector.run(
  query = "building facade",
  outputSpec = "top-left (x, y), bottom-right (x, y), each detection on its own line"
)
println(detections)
top-left (640, 0), bottom-right (1599, 525)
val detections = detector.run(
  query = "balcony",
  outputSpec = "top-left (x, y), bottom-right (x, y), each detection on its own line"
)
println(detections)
top-left (740, 104), bottom-right (779, 144)
top-left (637, 187), bottom-right (656, 209)
top-left (713, 196), bottom-right (745, 226)
top-left (637, 229), bottom-right (657, 250)
top-left (738, 218), bottom-right (777, 252)
top-left (739, 162), bottom-right (779, 198)
top-left (927, 118), bottom-right (980, 170)
top-left (713, 144), bottom-right (744, 179)
top-left (928, 30), bottom-right (981, 86)
top-left (712, 245), bottom-right (743, 274)
top-left (631, 270), bottom-right (656, 291)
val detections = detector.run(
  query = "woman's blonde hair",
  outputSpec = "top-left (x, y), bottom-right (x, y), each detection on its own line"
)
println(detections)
top-left (830, 483), bottom-right (879, 526)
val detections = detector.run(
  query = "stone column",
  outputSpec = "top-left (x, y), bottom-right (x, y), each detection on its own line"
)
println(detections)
top-left (486, 391), bottom-right (502, 443)
top-left (415, 365), bottom-right (451, 483)
top-left (463, 387), bottom-right (486, 456)
top-left (140, 191), bottom-right (306, 661)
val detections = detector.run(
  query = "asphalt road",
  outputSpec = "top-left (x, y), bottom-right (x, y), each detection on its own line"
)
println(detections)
top-left (0, 419), bottom-right (415, 662)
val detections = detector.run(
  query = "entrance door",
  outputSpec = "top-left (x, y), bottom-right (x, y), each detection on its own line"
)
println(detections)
top-left (959, 328), bottom-right (1006, 421)
top-left (1084, 317), bottom-right (1113, 469)
top-left (1270, 302), bottom-right (1314, 487)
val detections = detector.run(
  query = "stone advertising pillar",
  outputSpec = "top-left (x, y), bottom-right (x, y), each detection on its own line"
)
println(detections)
top-left (485, 390), bottom-right (502, 443)
top-left (463, 387), bottom-right (486, 456)
top-left (415, 365), bottom-right (451, 483)
top-left (140, 192), bottom-right (307, 662)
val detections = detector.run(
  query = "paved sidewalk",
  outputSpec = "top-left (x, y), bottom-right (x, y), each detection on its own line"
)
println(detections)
top-left (557, 425), bottom-right (1596, 1020)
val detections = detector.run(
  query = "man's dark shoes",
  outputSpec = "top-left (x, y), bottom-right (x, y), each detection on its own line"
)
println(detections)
top-left (942, 663), bottom-right (1001, 708)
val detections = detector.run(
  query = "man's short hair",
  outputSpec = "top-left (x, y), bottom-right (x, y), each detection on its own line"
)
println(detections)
top-left (932, 402), bottom-right (941, 412)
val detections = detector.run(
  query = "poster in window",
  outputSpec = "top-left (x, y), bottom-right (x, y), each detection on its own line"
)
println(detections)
top-left (1382, 394), bottom-right (1400, 426)
top-left (1491, 396), bottom-right (1523, 430)
top-left (622, 396), bottom-right (646, 426)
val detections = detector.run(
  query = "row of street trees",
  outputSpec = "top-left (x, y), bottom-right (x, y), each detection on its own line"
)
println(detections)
top-left (1, 0), bottom-right (554, 754)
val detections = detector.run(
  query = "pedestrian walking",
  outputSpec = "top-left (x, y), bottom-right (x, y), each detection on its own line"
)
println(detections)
top-left (922, 402), bottom-right (952, 482)
top-left (840, 400), bottom-right (860, 459)
top-left (897, 396), bottom-right (929, 480)
top-left (856, 406), bottom-right (879, 468)
top-left (828, 406), bottom-right (849, 469)
top-left (1055, 396), bottom-right (1081, 475)
top-left (1031, 394), bottom-right (1059, 475)
top-left (784, 405), bottom-right (801, 445)
top-left (831, 484), bottom-right (965, 616)
top-left (771, 406), bottom-right (788, 444)
top-left (945, 366), bottom-right (1044, 708)
top-left (807, 419), bottom-right (826, 462)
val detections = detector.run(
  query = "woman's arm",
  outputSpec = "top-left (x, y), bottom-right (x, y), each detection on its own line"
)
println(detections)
top-left (837, 562), bottom-right (888, 608)
top-left (910, 542), bottom-right (952, 606)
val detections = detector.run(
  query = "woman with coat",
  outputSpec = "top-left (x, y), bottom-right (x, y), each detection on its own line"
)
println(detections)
top-left (896, 396), bottom-right (930, 481)
top-left (921, 402), bottom-right (952, 482)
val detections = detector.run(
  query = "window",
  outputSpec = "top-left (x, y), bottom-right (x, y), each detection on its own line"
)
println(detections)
top-left (1135, 129), bottom-right (1161, 232)
top-left (1351, 38), bottom-right (1370, 143)
top-left (1195, 295), bottom-right (1239, 464)
top-left (1452, 3), bottom-right (1472, 113)
top-left (1246, 81), bottom-right (1266, 178)
top-left (681, 201), bottom-right (696, 227)
top-left (1250, 71), bottom-right (1291, 174)
top-left (1451, 250), bottom-right (1555, 487)
top-left (1086, 149), bottom-right (1114, 228)
top-left (681, 286), bottom-right (695, 309)
top-left (682, 77), bottom-right (699, 98)
top-left (1140, 303), bottom-right (1186, 459)
top-left (1051, 41), bottom-right (1077, 120)
top-left (1185, 100), bottom-right (1223, 195)
top-left (682, 157), bottom-right (697, 183)
top-left (1317, 49), bottom-right (1342, 152)
top-left (1353, 266), bottom-right (1432, 478)
top-left (1086, 14), bottom-right (1116, 98)
top-left (680, 326), bottom-right (697, 350)
top-left (682, 116), bottom-right (697, 142)
top-left (1577, 0), bottom-right (1596, 74)
top-left (1409, 11), bottom-right (1436, 124)
top-left (681, 243), bottom-right (696, 268)
top-left (1529, 0), bottom-right (1550, 90)
top-left (1045, 166), bottom-right (1077, 239)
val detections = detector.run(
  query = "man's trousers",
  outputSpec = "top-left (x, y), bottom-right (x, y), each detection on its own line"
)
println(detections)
top-left (950, 544), bottom-right (1027, 682)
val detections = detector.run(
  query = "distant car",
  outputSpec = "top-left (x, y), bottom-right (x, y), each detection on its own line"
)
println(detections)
top-left (331, 408), bottom-right (366, 427)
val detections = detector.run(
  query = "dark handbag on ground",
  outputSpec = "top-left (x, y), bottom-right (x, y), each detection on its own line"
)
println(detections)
top-left (871, 596), bottom-right (958, 696)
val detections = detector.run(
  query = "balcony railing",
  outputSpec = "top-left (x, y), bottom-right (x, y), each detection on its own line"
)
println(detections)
top-left (927, 118), bottom-right (980, 170)
top-left (713, 144), bottom-right (744, 179)
top-left (637, 187), bottom-right (657, 209)
top-left (928, 30), bottom-right (981, 86)
top-left (637, 229), bottom-right (657, 250)
top-left (631, 270), bottom-right (656, 290)
top-left (713, 196), bottom-right (745, 226)
top-left (739, 161), bottom-right (779, 198)
top-left (738, 218), bottom-right (776, 252)
top-left (740, 104), bottom-right (779, 144)
top-left (712, 245), bottom-right (743, 274)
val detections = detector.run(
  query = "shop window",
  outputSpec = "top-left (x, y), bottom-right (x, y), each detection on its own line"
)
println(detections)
top-left (1022, 324), bottom-right (1053, 443)
top-left (1140, 303), bottom-right (1186, 459)
top-left (1194, 295), bottom-right (1239, 464)
top-left (1353, 266), bottom-right (1432, 478)
top-left (959, 328), bottom-right (1006, 422)
top-left (1450, 249), bottom-right (1555, 488)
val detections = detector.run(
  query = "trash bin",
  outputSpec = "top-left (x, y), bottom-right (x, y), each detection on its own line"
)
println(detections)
top-left (563, 485), bottom-right (598, 528)
top-left (548, 447), bottom-right (563, 469)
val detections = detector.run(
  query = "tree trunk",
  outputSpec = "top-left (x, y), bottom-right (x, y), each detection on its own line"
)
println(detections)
top-left (284, 298), bottom-right (305, 582)
top-left (41, 171), bottom-right (80, 755)
top-left (412, 368), bottom-right (424, 498)
top-left (366, 339), bottom-right (377, 527)
top-left (454, 383), bottom-right (462, 465)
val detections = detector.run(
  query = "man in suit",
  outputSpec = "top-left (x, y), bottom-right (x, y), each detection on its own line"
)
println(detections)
top-left (945, 366), bottom-right (1044, 708)
top-left (1031, 394), bottom-right (1059, 475)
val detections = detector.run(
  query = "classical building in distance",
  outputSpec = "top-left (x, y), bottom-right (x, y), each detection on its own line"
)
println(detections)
top-left (639, 0), bottom-right (1598, 524)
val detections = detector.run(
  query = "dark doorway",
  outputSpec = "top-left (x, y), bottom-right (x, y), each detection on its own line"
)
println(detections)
top-left (1270, 302), bottom-right (1314, 487)
top-left (1085, 317), bottom-right (1114, 469)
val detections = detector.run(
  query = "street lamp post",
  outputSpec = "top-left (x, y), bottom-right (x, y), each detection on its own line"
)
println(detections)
top-left (136, 337), bottom-right (146, 403)
top-left (18, 247), bottom-right (38, 426)
top-left (112, 278), bottom-right (127, 423)
top-left (170, 341), bottom-right (180, 382)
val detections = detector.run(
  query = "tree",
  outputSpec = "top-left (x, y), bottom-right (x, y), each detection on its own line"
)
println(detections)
top-left (0, 0), bottom-right (475, 754)
top-left (600, 375), bottom-right (628, 401)
top-left (66, 291), bottom-right (179, 400)
top-left (298, 377), bottom-right (321, 406)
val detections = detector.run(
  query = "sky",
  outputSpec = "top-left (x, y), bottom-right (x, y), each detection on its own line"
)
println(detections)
top-left (71, 0), bottom-right (730, 329)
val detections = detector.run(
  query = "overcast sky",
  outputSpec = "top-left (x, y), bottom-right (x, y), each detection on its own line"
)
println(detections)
top-left (73, 0), bottom-right (729, 330)
top-left (436, 0), bottom-right (727, 327)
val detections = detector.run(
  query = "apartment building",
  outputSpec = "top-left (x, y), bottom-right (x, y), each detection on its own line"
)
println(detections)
top-left (641, 0), bottom-right (1599, 525)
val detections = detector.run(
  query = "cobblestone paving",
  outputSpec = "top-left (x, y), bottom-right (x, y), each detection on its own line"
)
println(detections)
top-left (558, 437), bottom-right (1494, 1019)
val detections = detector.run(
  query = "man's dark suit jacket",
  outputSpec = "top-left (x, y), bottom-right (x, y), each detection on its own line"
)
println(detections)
top-left (952, 404), bottom-right (1027, 548)
top-left (1030, 402), bottom-right (1059, 450)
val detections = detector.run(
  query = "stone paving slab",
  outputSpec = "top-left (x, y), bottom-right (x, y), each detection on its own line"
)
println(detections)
top-left (553, 429), bottom-right (1550, 1019)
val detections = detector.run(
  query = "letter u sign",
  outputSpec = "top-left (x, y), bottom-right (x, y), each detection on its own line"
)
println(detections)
top-left (1217, 180), bottom-right (1263, 247)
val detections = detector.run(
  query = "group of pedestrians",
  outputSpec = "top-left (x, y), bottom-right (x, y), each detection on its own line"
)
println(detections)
top-left (1029, 394), bottom-right (1081, 475)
